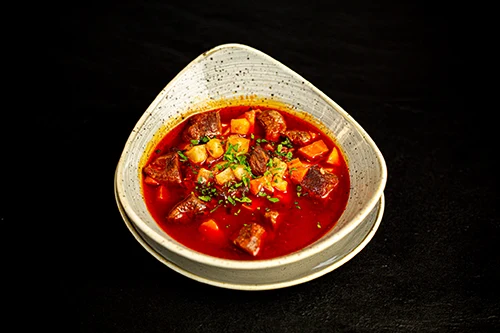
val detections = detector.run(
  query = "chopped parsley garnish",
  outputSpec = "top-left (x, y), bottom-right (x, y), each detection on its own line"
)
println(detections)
top-left (234, 196), bottom-right (252, 203)
top-left (281, 137), bottom-right (293, 148)
top-left (198, 195), bottom-right (211, 202)
top-left (177, 150), bottom-right (188, 162)
top-left (227, 196), bottom-right (236, 205)
top-left (267, 196), bottom-right (279, 203)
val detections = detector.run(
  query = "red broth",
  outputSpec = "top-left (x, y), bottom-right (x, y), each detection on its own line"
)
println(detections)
top-left (142, 106), bottom-right (350, 260)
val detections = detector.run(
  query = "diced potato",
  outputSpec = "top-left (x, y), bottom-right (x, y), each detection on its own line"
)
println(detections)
top-left (226, 135), bottom-right (250, 155)
top-left (215, 167), bottom-right (235, 185)
top-left (269, 157), bottom-right (287, 178)
top-left (232, 164), bottom-right (251, 181)
top-left (230, 118), bottom-right (250, 135)
top-left (326, 146), bottom-right (340, 165)
top-left (298, 140), bottom-right (329, 161)
top-left (272, 175), bottom-right (288, 192)
top-left (206, 138), bottom-right (224, 158)
top-left (196, 168), bottom-right (213, 184)
top-left (287, 158), bottom-right (310, 184)
top-left (243, 110), bottom-right (256, 129)
top-left (262, 174), bottom-right (274, 192)
top-left (185, 144), bottom-right (208, 164)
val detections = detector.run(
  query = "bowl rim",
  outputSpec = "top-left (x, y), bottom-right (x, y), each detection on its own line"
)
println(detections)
top-left (115, 171), bottom-right (385, 290)
top-left (116, 43), bottom-right (387, 270)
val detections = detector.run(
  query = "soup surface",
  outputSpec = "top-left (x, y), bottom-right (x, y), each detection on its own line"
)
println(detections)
top-left (142, 106), bottom-right (350, 260)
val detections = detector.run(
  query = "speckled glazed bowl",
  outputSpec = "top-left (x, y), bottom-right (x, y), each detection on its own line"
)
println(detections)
top-left (115, 43), bottom-right (387, 290)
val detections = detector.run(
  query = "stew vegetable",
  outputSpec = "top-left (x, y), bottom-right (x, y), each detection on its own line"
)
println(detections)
top-left (142, 106), bottom-right (350, 260)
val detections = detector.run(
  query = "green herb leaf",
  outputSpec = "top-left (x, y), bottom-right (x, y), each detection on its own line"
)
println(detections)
top-left (177, 151), bottom-right (188, 162)
top-left (267, 197), bottom-right (280, 203)
top-left (227, 196), bottom-right (236, 205)
top-left (281, 137), bottom-right (293, 148)
top-left (242, 176), bottom-right (250, 187)
top-left (198, 195), bottom-right (211, 202)
top-left (234, 196), bottom-right (252, 203)
top-left (190, 139), bottom-right (199, 145)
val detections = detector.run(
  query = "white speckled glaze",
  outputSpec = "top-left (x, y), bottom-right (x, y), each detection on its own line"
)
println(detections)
top-left (115, 43), bottom-right (387, 289)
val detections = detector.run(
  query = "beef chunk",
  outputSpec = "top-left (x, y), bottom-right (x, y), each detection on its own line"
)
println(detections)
top-left (257, 110), bottom-right (286, 141)
top-left (233, 223), bottom-right (266, 256)
top-left (264, 210), bottom-right (280, 230)
top-left (300, 165), bottom-right (339, 198)
top-left (143, 152), bottom-right (182, 185)
top-left (167, 192), bottom-right (208, 223)
top-left (248, 144), bottom-right (270, 176)
top-left (182, 111), bottom-right (222, 142)
top-left (285, 130), bottom-right (313, 146)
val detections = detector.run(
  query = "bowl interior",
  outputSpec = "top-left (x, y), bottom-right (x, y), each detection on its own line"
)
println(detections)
top-left (116, 43), bottom-right (387, 266)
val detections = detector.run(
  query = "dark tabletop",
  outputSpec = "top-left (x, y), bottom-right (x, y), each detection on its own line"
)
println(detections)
top-left (57, 1), bottom-right (499, 331)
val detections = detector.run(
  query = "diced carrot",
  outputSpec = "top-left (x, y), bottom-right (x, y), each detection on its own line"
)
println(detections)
top-left (198, 219), bottom-right (225, 243)
top-left (287, 158), bottom-right (310, 184)
top-left (157, 185), bottom-right (168, 201)
top-left (249, 178), bottom-right (264, 195)
top-left (249, 176), bottom-right (274, 195)
top-left (326, 147), bottom-right (340, 166)
top-left (144, 176), bottom-right (160, 186)
top-left (298, 140), bottom-right (329, 161)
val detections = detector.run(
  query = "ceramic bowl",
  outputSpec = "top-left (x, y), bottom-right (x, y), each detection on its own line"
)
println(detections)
top-left (115, 43), bottom-right (387, 290)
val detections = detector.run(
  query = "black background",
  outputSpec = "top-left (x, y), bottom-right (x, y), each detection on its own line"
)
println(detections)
top-left (56, 1), bottom-right (499, 331)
